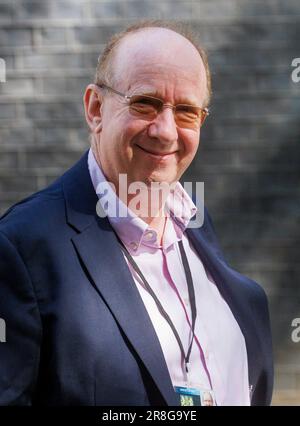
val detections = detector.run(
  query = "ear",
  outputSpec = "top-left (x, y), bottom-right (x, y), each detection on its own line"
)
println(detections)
top-left (83, 84), bottom-right (103, 134)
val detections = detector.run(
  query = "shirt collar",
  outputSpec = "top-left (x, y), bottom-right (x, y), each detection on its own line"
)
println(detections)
top-left (87, 148), bottom-right (197, 252)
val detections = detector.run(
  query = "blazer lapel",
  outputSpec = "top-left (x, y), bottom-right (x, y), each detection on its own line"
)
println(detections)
top-left (62, 152), bottom-right (178, 406)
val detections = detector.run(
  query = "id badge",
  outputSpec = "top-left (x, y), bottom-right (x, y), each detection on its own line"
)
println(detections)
top-left (174, 385), bottom-right (216, 406)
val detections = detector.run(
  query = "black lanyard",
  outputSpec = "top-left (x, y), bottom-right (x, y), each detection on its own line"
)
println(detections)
top-left (115, 233), bottom-right (197, 374)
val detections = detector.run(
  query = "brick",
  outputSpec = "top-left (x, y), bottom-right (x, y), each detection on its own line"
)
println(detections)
top-left (90, 1), bottom-right (126, 19)
top-left (16, 1), bottom-right (50, 20)
top-left (206, 171), bottom-right (300, 195)
top-left (20, 52), bottom-right (82, 70)
top-left (23, 147), bottom-right (84, 170)
top-left (0, 3), bottom-right (14, 21)
top-left (239, 0), bottom-right (300, 16)
top-left (0, 151), bottom-right (18, 169)
top-left (124, 0), bottom-right (158, 19)
top-left (40, 76), bottom-right (68, 95)
top-left (23, 101), bottom-right (84, 121)
top-left (72, 25), bottom-right (122, 45)
top-left (212, 72), bottom-right (254, 93)
top-left (121, 0), bottom-right (300, 21)
top-left (65, 75), bottom-right (91, 95)
top-left (68, 127), bottom-right (89, 148)
top-left (0, 126), bottom-right (35, 145)
top-left (0, 77), bottom-right (35, 96)
top-left (213, 70), bottom-right (292, 94)
top-left (35, 126), bottom-right (73, 145)
top-left (211, 96), bottom-right (300, 120)
top-left (192, 0), bottom-right (237, 19)
top-left (253, 72), bottom-right (294, 92)
top-left (0, 173), bottom-right (38, 195)
top-left (210, 47), bottom-right (299, 69)
top-left (203, 189), bottom-right (287, 215)
top-left (23, 148), bottom-right (80, 169)
top-left (35, 27), bottom-right (67, 46)
top-left (214, 216), bottom-right (300, 244)
top-left (16, 1), bottom-right (83, 20)
top-left (0, 102), bottom-right (16, 120)
top-left (220, 243), bottom-right (299, 265)
top-left (50, 0), bottom-right (84, 19)
top-left (201, 122), bottom-right (259, 145)
top-left (0, 28), bottom-right (32, 47)
top-left (192, 21), bottom-right (300, 46)
top-left (79, 51), bottom-right (101, 69)
top-left (41, 75), bottom-right (90, 96)
top-left (196, 146), bottom-right (300, 172)
top-left (125, 0), bottom-right (193, 19)
top-left (255, 120), bottom-right (300, 140)
top-left (163, 1), bottom-right (194, 19)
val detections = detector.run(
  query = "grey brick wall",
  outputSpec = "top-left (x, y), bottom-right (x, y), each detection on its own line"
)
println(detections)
top-left (0, 0), bottom-right (300, 405)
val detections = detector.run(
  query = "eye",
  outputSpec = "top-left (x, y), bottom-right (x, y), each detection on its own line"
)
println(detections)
top-left (129, 96), bottom-right (161, 115)
top-left (175, 105), bottom-right (200, 122)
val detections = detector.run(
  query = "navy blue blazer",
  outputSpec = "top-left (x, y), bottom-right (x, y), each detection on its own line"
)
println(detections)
top-left (0, 151), bottom-right (273, 406)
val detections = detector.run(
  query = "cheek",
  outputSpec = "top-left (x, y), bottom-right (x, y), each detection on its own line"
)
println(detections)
top-left (114, 120), bottom-right (148, 164)
top-left (180, 132), bottom-right (200, 161)
top-left (120, 121), bottom-right (150, 157)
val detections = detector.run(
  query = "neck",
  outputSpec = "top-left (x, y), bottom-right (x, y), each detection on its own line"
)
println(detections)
top-left (125, 190), bottom-right (168, 245)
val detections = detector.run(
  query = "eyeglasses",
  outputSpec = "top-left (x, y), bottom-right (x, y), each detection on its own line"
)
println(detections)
top-left (98, 83), bottom-right (209, 130)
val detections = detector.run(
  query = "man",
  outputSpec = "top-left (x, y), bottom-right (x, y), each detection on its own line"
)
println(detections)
top-left (0, 21), bottom-right (273, 406)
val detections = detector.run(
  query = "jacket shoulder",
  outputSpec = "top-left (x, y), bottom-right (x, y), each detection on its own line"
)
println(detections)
top-left (0, 179), bottom-right (65, 244)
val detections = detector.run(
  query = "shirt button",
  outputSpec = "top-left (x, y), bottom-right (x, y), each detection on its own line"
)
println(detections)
top-left (144, 230), bottom-right (155, 241)
top-left (130, 242), bottom-right (138, 251)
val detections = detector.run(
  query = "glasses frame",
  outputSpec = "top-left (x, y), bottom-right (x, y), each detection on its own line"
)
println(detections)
top-left (97, 83), bottom-right (210, 128)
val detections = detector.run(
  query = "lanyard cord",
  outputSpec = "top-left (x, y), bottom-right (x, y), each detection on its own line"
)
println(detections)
top-left (115, 233), bottom-right (196, 373)
top-left (178, 239), bottom-right (197, 369)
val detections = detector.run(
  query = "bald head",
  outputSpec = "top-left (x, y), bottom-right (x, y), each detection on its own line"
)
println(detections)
top-left (112, 28), bottom-right (207, 101)
top-left (95, 21), bottom-right (211, 106)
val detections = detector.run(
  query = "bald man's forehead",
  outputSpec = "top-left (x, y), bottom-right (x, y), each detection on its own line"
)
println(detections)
top-left (112, 27), bottom-right (205, 81)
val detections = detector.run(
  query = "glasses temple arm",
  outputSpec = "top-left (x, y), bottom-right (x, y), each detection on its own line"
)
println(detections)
top-left (98, 83), bottom-right (130, 100)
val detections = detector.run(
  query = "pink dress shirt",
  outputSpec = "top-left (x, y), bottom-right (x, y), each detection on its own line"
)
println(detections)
top-left (88, 148), bottom-right (250, 406)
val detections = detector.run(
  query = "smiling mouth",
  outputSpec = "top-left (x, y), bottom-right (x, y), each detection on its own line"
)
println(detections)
top-left (136, 145), bottom-right (177, 157)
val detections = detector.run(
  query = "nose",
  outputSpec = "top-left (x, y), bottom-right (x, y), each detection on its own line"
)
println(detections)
top-left (147, 107), bottom-right (178, 144)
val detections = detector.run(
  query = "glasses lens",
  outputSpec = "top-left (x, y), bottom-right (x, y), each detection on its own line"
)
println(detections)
top-left (128, 95), bottom-right (208, 129)
top-left (175, 105), bottom-right (208, 129)
top-left (129, 95), bottom-right (162, 118)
